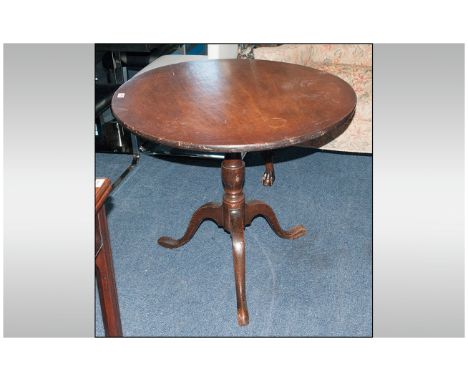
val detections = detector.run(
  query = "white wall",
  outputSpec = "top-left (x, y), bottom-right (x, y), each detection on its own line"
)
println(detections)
top-left (207, 44), bottom-right (238, 59)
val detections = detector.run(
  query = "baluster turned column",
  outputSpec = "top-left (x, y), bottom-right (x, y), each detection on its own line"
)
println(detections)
top-left (221, 153), bottom-right (249, 325)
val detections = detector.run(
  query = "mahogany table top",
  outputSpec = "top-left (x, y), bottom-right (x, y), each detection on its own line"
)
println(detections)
top-left (111, 59), bottom-right (356, 153)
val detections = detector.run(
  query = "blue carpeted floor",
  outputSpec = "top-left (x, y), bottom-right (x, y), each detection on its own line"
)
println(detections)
top-left (96, 148), bottom-right (372, 337)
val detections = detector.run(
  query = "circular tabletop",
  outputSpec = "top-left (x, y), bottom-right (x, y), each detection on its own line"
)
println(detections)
top-left (111, 59), bottom-right (356, 153)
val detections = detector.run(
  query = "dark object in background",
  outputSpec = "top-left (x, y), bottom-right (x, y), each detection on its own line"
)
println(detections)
top-left (95, 44), bottom-right (182, 154)
top-left (97, 44), bottom-right (181, 83)
top-left (95, 44), bottom-right (210, 189)
top-left (95, 81), bottom-right (140, 189)
top-left (95, 121), bottom-right (134, 154)
top-left (95, 83), bottom-right (134, 154)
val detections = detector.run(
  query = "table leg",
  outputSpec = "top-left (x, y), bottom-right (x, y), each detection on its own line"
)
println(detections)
top-left (262, 150), bottom-right (275, 186)
top-left (229, 209), bottom-right (249, 325)
top-left (158, 202), bottom-right (222, 248)
top-left (96, 208), bottom-right (123, 337)
top-left (261, 150), bottom-right (275, 186)
top-left (245, 200), bottom-right (306, 239)
top-left (222, 154), bottom-right (249, 325)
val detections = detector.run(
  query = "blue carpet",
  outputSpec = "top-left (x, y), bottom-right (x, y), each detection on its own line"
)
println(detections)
top-left (95, 153), bottom-right (134, 184)
top-left (96, 148), bottom-right (372, 337)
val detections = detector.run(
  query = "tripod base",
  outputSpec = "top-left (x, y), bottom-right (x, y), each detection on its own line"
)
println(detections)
top-left (158, 154), bottom-right (306, 326)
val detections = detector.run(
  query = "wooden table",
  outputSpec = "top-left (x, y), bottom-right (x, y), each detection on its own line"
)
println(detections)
top-left (95, 178), bottom-right (122, 336)
top-left (112, 59), bottom-right (356, 326)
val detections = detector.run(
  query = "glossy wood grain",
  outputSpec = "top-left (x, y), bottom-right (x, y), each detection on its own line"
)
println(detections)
top-left (112, 59), bottom-right (356, 153)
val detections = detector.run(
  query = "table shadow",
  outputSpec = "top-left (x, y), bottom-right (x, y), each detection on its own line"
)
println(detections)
top-left (150, 146), bottom-right (370, 170)
top-left (150, 146), bottom-right (321, 168)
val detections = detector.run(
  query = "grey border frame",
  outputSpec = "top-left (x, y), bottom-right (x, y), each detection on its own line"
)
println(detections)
top-left (3, 43), bottom-right (464, 337)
